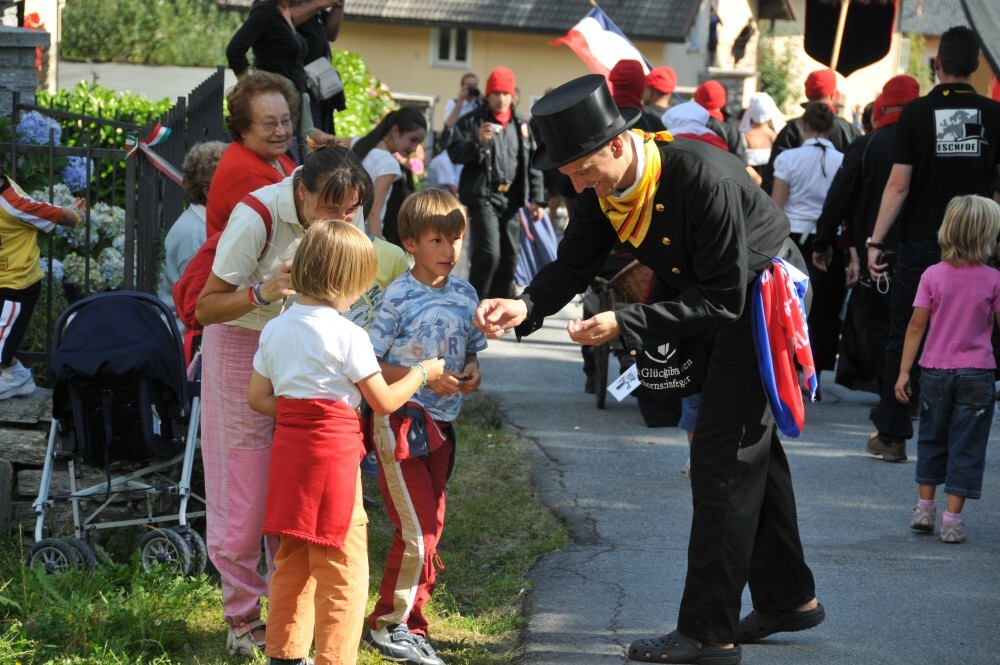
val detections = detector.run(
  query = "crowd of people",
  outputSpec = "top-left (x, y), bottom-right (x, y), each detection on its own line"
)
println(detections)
top-left (3, 5), bottom-right (1000, 665)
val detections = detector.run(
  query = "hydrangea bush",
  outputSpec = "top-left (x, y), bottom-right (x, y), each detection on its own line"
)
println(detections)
top-left (33, 183), bottom-right (131, 294)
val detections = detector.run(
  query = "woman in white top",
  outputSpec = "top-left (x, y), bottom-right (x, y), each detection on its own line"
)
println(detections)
top-left (351, 106), bottom-right (427, 239)
top-left (771, 102), bottom-right (846, 382)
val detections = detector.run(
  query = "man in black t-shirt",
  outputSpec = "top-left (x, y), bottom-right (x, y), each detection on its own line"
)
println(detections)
top-left (864, 25), bottom-right (1000, 463)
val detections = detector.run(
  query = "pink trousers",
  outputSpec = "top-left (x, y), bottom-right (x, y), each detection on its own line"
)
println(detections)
top-left (201, 323), bottom-right (279, 627)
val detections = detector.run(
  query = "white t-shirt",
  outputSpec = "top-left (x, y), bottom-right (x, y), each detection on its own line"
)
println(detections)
top-left (354, 143), bottom-right (401, 225)
top-left (253, 303), bottom-right (381, 407)
top-left (425, 151), bottom-right (461, 191)
top-left (772, 137), bottom-right (843, 235)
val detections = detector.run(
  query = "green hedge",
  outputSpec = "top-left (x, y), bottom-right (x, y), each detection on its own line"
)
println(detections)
top-left (331, 50), bottom-right (395, 138)
top-left (61, 0), bottom-right (245, 67)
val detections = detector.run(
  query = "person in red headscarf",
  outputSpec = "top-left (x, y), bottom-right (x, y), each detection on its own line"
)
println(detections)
top-left (693, 80), bottom-right (748, 166)
top-left (643, 66), bottom-right (677, 117)
top-left (762, 68), bottom-right (860, 193)
top-left (811, 75), bottom-right (920, 396)
top-left (446, 66), bottom-right (546, 299)
top-left (609, 60), bottom-right (666, 131)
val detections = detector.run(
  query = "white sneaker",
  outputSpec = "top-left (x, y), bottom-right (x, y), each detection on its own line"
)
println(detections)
top-left (0, 367), bottom-right (36, 400)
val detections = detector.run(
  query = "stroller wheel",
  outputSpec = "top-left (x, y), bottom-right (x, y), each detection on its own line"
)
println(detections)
top-left (66, 538), bottom-right (97, 573)
top-left (138, 527), bottom-right (192, 576)
top-left (26, 538), bottom-right (76, 574)
top-left (176, 527), bottom-right (208, 577)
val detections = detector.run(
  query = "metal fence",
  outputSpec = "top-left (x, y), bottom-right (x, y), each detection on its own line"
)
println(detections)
top-left (0, 67), bottom-right (225, 367)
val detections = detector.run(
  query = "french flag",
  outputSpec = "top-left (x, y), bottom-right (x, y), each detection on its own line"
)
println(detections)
top-left (551, 7), bottom-right (652, 77)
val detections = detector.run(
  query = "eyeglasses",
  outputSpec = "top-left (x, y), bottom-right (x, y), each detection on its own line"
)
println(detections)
top-left (252, 117), bottom-right (294, 133)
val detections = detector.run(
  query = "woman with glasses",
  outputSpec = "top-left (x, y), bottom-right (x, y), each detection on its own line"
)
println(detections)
top-left (196, 141), bottom-right (373, 657)
top-left (206, 73), bottom-right (300, 237)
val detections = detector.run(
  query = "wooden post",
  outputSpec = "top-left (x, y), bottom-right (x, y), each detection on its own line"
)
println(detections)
top-left (830, 0), bottom-right (850, 73)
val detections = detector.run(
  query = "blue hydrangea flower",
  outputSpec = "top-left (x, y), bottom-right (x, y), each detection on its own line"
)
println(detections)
top-left (97, 247), bottom-right (124, 289)
top-left (37, 258), bottom-right (65, 282)
top-left (16, 110), bottom-right (61, 146)
top-left (61, 157), bottom-right (94, 193)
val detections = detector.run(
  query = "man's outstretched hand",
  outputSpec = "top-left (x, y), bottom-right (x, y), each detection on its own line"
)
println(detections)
top-left (473, 298), bottom-right (528, 339)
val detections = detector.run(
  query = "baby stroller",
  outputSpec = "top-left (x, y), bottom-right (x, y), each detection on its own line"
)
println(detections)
top-left (27, 291), bottom-right (206, 575)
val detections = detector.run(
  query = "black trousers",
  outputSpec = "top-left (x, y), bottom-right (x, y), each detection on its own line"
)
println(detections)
top-left (677, 252), bottom-right (816, 644)
top-left (0, 280), bottom-right (42, 366)
top-left (792, 232), bottom-right (844, 372)
top-left (466, 192), bottom-right (522, 299)
top-left (874, 239), bottom-right (940, 440)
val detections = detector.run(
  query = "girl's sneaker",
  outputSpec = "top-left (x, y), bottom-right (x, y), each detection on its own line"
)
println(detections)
top-left (939, 516), bottom-right (965, 544)
top-left (909, 503), bottom-right (936, 533)
top-left (679, 458), bottom-right (691, 478)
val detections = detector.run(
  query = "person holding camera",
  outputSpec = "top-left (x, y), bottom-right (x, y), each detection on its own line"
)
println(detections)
top-left (447, 66), bottom-right (545, 299)
top-left (865, 26), bottom-right (1000, 463)
top-left (442, 72), bottom-right (481, 132)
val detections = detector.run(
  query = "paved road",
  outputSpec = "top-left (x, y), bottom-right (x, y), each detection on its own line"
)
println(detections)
top-left (478, 302), bottom-right (1000, 665)
top-left (58, 61), bottom-right (236, 102)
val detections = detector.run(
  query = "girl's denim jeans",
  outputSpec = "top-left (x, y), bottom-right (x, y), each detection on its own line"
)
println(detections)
top-left (916, 367), bottom-right (995, 499)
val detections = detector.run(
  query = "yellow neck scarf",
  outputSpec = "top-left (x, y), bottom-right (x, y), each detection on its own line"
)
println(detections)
top-left (600, 129), bottom-right (674, 247)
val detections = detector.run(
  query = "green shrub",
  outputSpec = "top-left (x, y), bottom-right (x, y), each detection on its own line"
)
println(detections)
top-left (331, 50), bottom-right (396, 138)
top-left (38, 82), bottom-right (172, 148)
top-left (759, 36), bottom-right (801, 114)
top-left (61, 0), bottom-right (246, 67)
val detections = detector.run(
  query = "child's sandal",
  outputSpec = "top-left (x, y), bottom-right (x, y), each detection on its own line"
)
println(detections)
top-left (227, 618), bottom-right (266, 657)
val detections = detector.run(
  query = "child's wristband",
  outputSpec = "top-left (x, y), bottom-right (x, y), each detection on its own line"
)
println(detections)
top-left (410, 365), bottom-right (427, 387)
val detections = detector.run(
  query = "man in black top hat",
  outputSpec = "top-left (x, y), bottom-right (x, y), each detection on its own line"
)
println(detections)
top-left (473, 75), bottom-right (824, 664)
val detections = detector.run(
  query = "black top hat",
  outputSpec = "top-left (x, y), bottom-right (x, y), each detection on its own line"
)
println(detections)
top-left (531, 74), bottom-right (641, 171)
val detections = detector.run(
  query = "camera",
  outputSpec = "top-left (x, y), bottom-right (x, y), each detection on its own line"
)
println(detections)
top-left (465, 85), bottom-right (481, 98)
top-left (876, 249), bottom-right (897, 276)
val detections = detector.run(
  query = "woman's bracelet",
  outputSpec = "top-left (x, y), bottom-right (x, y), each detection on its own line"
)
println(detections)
top-left (252, 281), bottom-right (272, 306)
top-left (248, 285), bottom-right (259, 307)
top-left (410, 365), bottom-right (427, 387)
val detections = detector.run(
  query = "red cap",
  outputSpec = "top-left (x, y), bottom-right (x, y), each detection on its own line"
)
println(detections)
top-left (645, 66), bottom-right (677, 95)
top-left (694, 80), bottom-right (727, 120)
top-left (486, 66), bottom-right (516, 96)
top-left (609, 60), bottom-right (646, 109)
top-left (872, 93), bottom-right (886, 126)
top-left (804, 69), bottom-right (837, 100)
top-left (880, 75), bottom-right (919, 110)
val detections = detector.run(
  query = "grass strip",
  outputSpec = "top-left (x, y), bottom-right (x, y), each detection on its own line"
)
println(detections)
top-left (0, 395), bottom-right (568, 664)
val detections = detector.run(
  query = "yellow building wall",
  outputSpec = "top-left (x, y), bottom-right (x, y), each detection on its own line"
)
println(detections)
top-left (335, 20), bottom-right (663, 130)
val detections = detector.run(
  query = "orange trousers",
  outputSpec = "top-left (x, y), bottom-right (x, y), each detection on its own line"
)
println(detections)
top-left (265, 480), bottom-right (369, 665)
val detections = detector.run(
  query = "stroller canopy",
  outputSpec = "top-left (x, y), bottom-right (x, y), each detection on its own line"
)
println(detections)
top-left (50, 293), bottom-right (184, 402)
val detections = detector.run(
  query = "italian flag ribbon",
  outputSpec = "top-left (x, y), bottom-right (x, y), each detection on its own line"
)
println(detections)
top-left (124, 124), bottom-right (183, 187)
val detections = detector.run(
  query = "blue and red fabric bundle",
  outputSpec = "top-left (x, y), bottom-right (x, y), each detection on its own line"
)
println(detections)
top-left (751, 258), bottom-right (816, 438)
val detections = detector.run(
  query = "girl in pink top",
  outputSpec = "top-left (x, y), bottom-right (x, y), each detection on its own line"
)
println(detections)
top-left (895, 195), bottom-right (1000, 544)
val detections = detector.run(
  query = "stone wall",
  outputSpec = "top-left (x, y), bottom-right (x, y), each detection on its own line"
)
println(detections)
top-left (0, 25), bottom-right (50, 118)
top-left (0, 388), bottom-right (55, 529)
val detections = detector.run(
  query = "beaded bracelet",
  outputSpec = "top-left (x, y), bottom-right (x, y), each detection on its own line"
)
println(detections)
top-left (410, 365), bottom-right (427, 387)
top-left (253, 281), bottom-right (271, 306)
